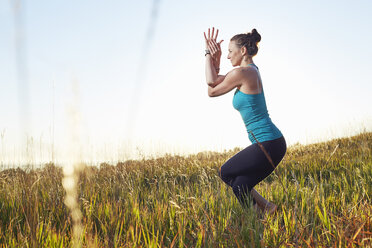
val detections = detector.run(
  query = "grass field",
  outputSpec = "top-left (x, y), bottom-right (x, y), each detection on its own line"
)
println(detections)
top-left (0, 132), bottom-right (371, 247)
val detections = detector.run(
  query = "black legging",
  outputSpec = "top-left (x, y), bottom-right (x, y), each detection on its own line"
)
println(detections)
top-left (219, 136), bottom-right (287, 207)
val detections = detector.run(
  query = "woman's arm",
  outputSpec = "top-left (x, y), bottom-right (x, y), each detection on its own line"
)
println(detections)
top-left (207, 68), bottom-right (242, 97)
top-left (205, 53), bottom-right (216, 83)
top-left (205, 54), bottom-right (223, 86)
top-left (203, 27), bottom-right (242, 97)
top-left (209, 75), bottom-right (226, 88)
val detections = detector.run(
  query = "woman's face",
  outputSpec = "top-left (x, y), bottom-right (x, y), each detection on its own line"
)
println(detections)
top-left (227, 40), bottom-right (243, 67)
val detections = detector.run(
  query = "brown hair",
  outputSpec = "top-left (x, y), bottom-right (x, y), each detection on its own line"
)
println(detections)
top-left (230, 28), bottom-right (261, 56)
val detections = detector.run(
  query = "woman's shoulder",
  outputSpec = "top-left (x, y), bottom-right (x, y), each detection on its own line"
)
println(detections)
top-left (230, 66), bottom-right (257, 75)
top-left (232, 66), bottom-right (259, 81)
top-left (226, 67), bottom-right (259, 85)
top-left (225, 68), bottom-right (245, 80)
top-left (227, 67), bottom-right (254, 77)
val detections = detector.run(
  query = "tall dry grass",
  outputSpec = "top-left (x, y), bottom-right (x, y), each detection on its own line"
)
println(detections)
top-left (0, 132), bottom-right (371, 247)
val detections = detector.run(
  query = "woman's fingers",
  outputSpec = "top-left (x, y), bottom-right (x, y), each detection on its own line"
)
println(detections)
top-left (211, 27), bottom-right (220, 41)
top-left (210, 44), bottom-right (216, 54)
top-left (207, 43), bottom-right (215, 55)
top-left (204, 28), bottom-right (221, 50)
top-left (208, 44), bottom-right (213, 54)
top-left (203, 32), bottom-right (208, 43)
top-left (211, 39), bottom-right (218, 47)
top-left (207, 42), bottom-right (214, 54)
top-left (211, 39), bottom-right (220, 52)
top-left (209, 41), bottom-right (218, 54)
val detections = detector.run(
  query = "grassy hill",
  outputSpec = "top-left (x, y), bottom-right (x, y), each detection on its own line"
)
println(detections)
top-left (0, 132), bottom-right (371, 247)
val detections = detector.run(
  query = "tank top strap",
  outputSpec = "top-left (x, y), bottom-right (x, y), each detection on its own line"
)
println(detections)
top-left (246, 63), bottom-right (263, 93)
top-left (246, 63), bottom-right (259, 70)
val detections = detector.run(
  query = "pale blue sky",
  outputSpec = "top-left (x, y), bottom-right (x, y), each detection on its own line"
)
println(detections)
top-left (1, 0), bottom-right (371, 165)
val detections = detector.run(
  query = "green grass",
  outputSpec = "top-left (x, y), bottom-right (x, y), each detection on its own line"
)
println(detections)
top-left (0, 132), bottom-right (371, 247)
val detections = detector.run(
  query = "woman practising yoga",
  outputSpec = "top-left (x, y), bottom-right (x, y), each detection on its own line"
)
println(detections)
top-left (203, 27), bottom-right (287, 214)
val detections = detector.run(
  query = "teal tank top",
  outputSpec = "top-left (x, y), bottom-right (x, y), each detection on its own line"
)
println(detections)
top-left (232, 64), bottom-right (283, 144)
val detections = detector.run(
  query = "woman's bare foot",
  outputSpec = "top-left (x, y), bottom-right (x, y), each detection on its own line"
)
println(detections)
top-left (252, 203), bottom-right (263, 217)
top-left (264, 202), bottom-right (277, 215)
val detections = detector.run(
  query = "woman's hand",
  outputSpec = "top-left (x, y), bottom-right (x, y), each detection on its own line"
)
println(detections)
top-left (203, 27), bottom-right (224, 63)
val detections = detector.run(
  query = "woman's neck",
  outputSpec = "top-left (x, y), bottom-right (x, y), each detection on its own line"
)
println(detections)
top-left (240, 57), bottom-right (254, 67)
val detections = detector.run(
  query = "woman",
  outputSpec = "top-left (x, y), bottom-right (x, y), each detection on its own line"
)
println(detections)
top-left (203, 27), bottom-right (287, 214)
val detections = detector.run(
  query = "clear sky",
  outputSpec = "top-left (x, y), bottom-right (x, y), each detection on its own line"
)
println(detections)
top-left (1, 0), bottom-right (371, 166)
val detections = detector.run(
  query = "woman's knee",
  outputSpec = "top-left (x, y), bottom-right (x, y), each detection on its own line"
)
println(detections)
top-left (219, 166), bottom-right (233, 186)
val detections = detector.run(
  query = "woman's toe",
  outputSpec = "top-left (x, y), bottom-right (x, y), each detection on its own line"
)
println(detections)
top-left (267, 203), bottom-right (277, 215)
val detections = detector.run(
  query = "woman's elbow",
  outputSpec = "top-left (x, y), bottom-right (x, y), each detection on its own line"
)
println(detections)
top-left (207, 81), bottom-right (215, 87)
top-left (208, 88), bottom-right (217, 97)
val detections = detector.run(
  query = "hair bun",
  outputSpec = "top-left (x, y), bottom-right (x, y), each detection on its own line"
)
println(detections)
top-left (251, 28), bottom-right (261, 43)
top-left (230, 29), bottom-right (261, 56)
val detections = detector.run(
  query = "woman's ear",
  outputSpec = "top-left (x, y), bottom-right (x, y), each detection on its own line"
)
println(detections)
top-left (240, 46), bottom-right (247, 56)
